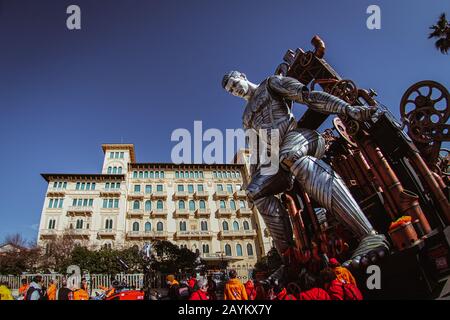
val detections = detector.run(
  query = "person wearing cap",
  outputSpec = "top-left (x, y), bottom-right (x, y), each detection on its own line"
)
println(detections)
top-left (329, 257), bottom-right (357, 286)
top-left (166, 275), bottom-right (180, 300)
top-left (189, 278), bottom-right (209, 300)
top-left (223, 270), bottom-right (248, 300)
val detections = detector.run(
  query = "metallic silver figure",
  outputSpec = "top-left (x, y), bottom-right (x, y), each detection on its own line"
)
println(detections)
top-left (222, 71), bottom-right (389, 273)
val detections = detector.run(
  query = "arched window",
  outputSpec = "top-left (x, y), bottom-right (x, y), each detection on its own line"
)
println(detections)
top-left (236, 244), bottom-right (243, 256)
top-left (179, 200), bottom-right (185, 210)
top-left (230, 200), bottom-right (236, 210)
top-left (107, 167), bottom-right (112, 174)
top-left (76, 219), bottom-right (83, 229)
top-left (157, 200), bottom-right (163, 210)
top-left (132, 222), bottom-right (139, 231)
top-left (105, 219), bottom-right (113, 229)
top-left (145, 200), bottom-right (152, 212)
top-left (225, 244), bottom-right (232, 256)
top-left (243, 221), bottom-right (250, 230)
top-left (133, 200), bottom-right (140, 210)
top-left (233, 221), bottom-right (239, 231)
top-left (180, 221), bottom-right (186, 231)
top-left (189, 200), bottom-right (195, 211)
top-left (247, 243), bottom-right (254, 256)
top-left (201, 221), bottom-right (208, 231)
top-left (222, 221), bottom-right (229, 231)
top-left (112, 167), bottom-right (117, 174)
top-left (202, 244), bottom-right (209, 254)
top-left (199, 200), bottom-right (206, 209)
top-left (118, 167), bottom-right (122, 174)
top-left (157, 222), bottom-right (163, 231)
top-left (145, 222), bottom-right (151, 232)
top-left (219, 200), bottom-right (226, 209)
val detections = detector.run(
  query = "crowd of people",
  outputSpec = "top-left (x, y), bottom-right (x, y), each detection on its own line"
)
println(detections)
top-left (0, 257), bottom-right (363, 301)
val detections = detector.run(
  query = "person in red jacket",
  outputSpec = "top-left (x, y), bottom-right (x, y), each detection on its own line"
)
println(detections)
top-left (244, 279), bottom-right (257, 300)
top-left (298, 270), bottom-right (330, 300)
top-left (270, 281), bottom-right (297, 300)
top-left (320, 268), bottom-right (363, 300)
top-left (188, 274), bottom-right (197, 291)
top-left (189, 278), bottom-right (209, 300)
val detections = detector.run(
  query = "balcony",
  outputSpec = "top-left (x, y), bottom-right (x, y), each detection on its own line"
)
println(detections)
top-left (151, 191), bottom-right (167, 200)
top-left (218, 229), bottom-right (257, 239)
top-left (174, 230), bottom-right (214, 240)
top-left (173, 191), bottom-right (189, 200)
top-left (66, 207), bottom-right (93, 216)
top-left (100, 189), bottom-right (121, 197)
top-left (195, 208), bottom-right (211, 218)
top-left (233, 190), bottom-right (247, 199)
top-left (127, 192), bottom-right (144, 200)
top-left (97, 229), bottom-right (116, 238)
top-left (213, 190), bottom-right (229, 200)
top-left (193, 191), bottom-right (209, 200)
top-left (46, 191), bottom-right (65, 197)
top-left (126, 231), bottom-right (168, 240)
top-left (215, 208), bottom-right (233, 218)
top-left (236, 208), bottom-right (253, 218)
top-left (173, 208), bottom-right (190, 218)
top-left (151, 209), bottom-right (168, 218)
top-left (64, 229), bottom-right (90, 238)
top-left (127, 209), bottom-right (144, 218)
top-left (40, 229), bottom-right (58, 239)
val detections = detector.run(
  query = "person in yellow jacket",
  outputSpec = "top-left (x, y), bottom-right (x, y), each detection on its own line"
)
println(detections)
top-left (223, 270), bottom-right (248, 300)
top-left (0, 281), bottom-right (14, 300)
top-left (47, 279), bottom-right (58, 300)
top-left (329, 258), bottom-right (357, 286)
top-left (73, 278), bottom-right (90, 300)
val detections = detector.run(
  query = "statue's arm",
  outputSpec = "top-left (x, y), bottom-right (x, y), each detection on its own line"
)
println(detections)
top-left (268, 75), bottom-right (376, 121)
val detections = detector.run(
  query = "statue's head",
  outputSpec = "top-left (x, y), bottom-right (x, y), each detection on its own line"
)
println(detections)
top-left (222, 70), bottom-right (250, 99)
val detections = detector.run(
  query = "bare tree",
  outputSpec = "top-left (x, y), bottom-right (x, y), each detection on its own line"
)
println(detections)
top-left (428, 13), bottom-right (449, 54)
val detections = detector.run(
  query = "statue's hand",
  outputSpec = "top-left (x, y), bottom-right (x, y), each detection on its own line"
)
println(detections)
top-left (346, 105), bottom-right (378, 122)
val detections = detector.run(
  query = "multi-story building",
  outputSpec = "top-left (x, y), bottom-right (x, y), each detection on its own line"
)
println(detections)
top-left (37, 144), bottom-right (272, 278)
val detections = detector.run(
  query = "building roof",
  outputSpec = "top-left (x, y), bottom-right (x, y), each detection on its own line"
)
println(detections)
top-left (102, 144), bottom-right (136, 163)
top-left (41, 173), bottom-right (126, 182)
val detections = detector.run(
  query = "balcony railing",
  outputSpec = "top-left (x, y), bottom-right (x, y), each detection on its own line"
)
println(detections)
top-left (215, 208), bottom-right (232, 218)
top-left (173, 208), bottom-right (190, 218)
top-left (127, 191), bottom-right (144, 200)
top-left (193, 191), bottom-right (209, 199)
top-left (175, 230), bottom-right (213, 239)
top-left (213, 190), bottom-right (229, 200)
top-left (127, 209), bottom-right (144, 217)
top-left (66, 206), bottom-right (93, 216)
top-left (173, 191), bottom-right (189, 200)
top-left (218, 229), bottom-right (257, 239)
top-left (195, 208), bottom-right (211, 218)
top-left (236, 208), bottom-right (252, 217)
top-left (233, 190), bottom-right (247, 199)
top-left (40, 229), bottom-right (58, 238)
top-left (151, 191), bottom-right (167, 200)
top-left (126, 231), bottom-right (168, 239)
top-left (97, 229), bottom-right (116, 237)
top-left (64, 229), bottom-right (90, 238)
top-left (151, 209), bottom-right (168, 217)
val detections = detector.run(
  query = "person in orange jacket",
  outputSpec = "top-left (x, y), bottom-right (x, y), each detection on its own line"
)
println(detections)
top-left (329, 258), bottom-right (357, 286)
top-left (47, 279), bottom-right (58, 300)
top-left (18, 279), bottom-right (29, 299)
top-left (223, 270), bottom-right (248, 300)
top-left (73, 278), bottom-right (90, 300)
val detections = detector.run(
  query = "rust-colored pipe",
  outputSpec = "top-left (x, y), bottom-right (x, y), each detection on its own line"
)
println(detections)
top-left (409, 152), bottom-right (450, 225)
top-left (302, 191), bottom-right (321, 235)
top-left (285, 194), bottom-right (308, 251)
top-left (362, 141), bottom-right (432, 234)
top-left (347, 152), bottom-right (373, 195)
top-left (431, 171), bottom-right (447, 191)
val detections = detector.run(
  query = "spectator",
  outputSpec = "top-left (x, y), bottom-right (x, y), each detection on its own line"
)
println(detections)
top-left (73, 278), bottom-right (90, 300)
top-left (298, 270), bottom-right (330, 300)
top-left (57, 277), bottom-right (73, 300)
top-left (271, 281), bottom-right (297, 300)
top-left (166, 275), bottom-right (180, 300)
top-left (320, 267), bottom-right (363, 300)
top-left (207, 275), bottom-right (217, 300)
top-left (0, 281), bottom-right (14, 300)
top-left (223, 270), bottom-right (248, 300)
top-left (18, 279), bottom-right (29, 299)
top-left (26, 275), bottom-right (46, 300)
top-left (189, 278), bottom-right (209, 300)
top-left (244, 279), bottom-right (257, 300)
top-left (329, 258), bottom-right (357, 286)
top-left (188, 274), bottom-right (197, 291)
top-left (47, 279), bottom-right (58, 300)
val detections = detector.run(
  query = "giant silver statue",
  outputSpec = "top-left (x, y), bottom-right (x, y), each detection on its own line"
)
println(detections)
top-left (222, 71), bottom-right (389, 280)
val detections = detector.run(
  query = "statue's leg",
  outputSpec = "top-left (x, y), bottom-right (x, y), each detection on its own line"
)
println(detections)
top-left (280, 128), bottom-right (390, 267)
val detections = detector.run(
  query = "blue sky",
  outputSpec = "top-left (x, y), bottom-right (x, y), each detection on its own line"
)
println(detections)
top-left (0, 0), bottom-right (448, 242)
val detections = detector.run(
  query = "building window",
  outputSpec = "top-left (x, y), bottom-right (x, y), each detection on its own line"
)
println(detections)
top-left (199, 200), bottom-right (206, 209)
top-left (189, 200), bottom-right (195, 211)
top-left (110, 152), bottom-right (114, 159)
top-left (179, 200), bottom-right (185, 210)
top-left (145, 222), bottom-right (151, 232)
top-left (198, 184), bottom-right (204, 192)
top-left (132, 222), bottom-right (139, 232)
top-left (225, 244), bottom-right (232, 256)
top-left (236, 244), bottom-right (243, 256)
top-left (145, 185), bottom-right (152, 194)
top-left (160, 171), bottom-right (165, 179)
top-left (202, 244), bottom-right (209, 254)
top-left (219, 200), bottom-right (226, 209)
top-left (177, 184), bottom-right (184, 192)
top-left (247, 243), bottom-right (254, 256)
top-left (150, 171), bottom-right (154, 179)
top-left (145, 200), bottom-right (152, 212)
top-left (114, 199), bottom-right (119, 208)
top-left (201, 221), bottom-right (208, 231)
top-left (239, 200), bottom-right (246, 208)
top-left (230, 200), bottom-right (236, 210)
top-left (222, 221), bottom-right (229, 231)
top-left (105, 219), bottom-right (113, 229)
top-left (48, 219), bottom-right (56, 229)
top-left (118, 167), bottom-right (122, 174)
top-left (103, 199), bottom-right (108, 208)
top-left (175, 171), bottom-right (179, 179)
top-left (180, 221), bottom-right (186, 231)
top-left (133, 171), bottom-right (138, 178)
top-left (139, 171), bottom-right (143, 179)
top-left (134, 185), bottom-right (141, 193)
top-left (188, 184), bottom-right (194, 193)
top-left (243, 221), bottom-right (250, 230)
top-left (156, 184), bottom-right (163, 192)
top-left (76, 219), bottom-right (83, 229)
top-left (144, 171), bottom-right (148, 178)
top-left (107, 167), bottom-right (112, 174)
top-left (217, 184), bottom-right (223, 191)
top-left (120, 152), bottom-right (124, 159)
top-left (157, 222), bottom-right (163, 231)
top-left (233, 221), bottom-right (239, 231)
top-left (133, 200), bottom-right (140, 210)
top-left (76, 182), bottom-right (80, 190)
top-left (227, 184), bottom-right (233, 193)
top-left (155, 171), bottom-right (160, 179)
top-left (156, 200), bottom-right (163, 210)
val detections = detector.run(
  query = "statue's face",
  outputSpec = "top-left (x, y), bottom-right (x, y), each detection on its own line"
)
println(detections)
top-left (224, 76), bottom-right (250, 98)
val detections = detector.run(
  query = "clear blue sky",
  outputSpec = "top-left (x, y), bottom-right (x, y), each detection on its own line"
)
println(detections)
top-left (0, 0), bottom-right (448, 242)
